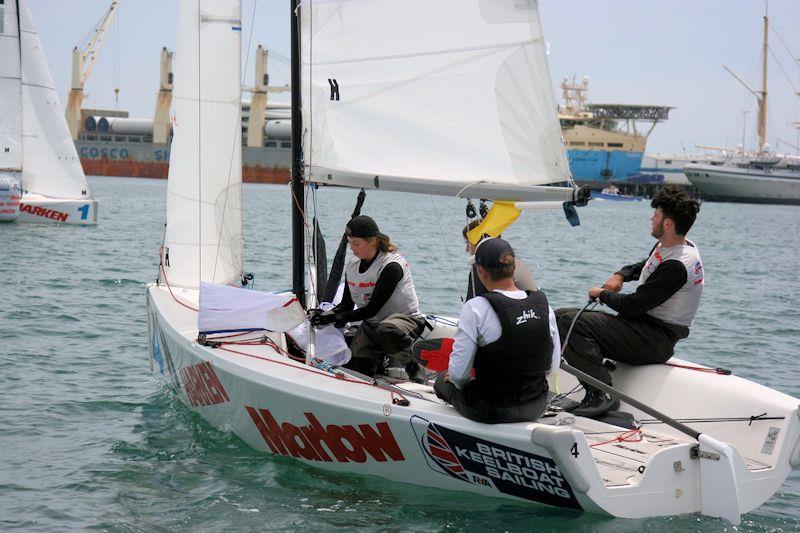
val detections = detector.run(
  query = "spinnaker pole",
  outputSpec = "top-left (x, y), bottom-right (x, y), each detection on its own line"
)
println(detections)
top-left (290, 0), bottom-right (305, 307)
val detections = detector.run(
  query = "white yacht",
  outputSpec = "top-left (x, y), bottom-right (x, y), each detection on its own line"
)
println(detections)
top-left (685, 6), bottom-right (800, 205)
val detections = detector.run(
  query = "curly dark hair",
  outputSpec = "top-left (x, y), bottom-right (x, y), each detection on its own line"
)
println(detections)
top-left (650, 186), bottom-right (700, 235)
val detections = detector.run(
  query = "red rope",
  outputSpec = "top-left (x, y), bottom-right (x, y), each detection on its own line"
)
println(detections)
top-left (663, 362), bottom-right (729, 374)
top-left (590, 429), bottom-right (643, 448)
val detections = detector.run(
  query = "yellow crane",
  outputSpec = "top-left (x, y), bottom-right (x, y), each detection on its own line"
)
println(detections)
top-left (65, 1), bottom-right (121, 140)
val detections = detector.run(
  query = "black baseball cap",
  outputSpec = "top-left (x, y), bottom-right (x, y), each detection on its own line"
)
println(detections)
top-left (346, 215), bottom-right (388, 240)
top-left (474, 237), bottom-right (514, 268)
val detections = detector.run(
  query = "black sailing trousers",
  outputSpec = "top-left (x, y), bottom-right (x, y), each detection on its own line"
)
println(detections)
top-left (555, 309), bottom-right (677, 386)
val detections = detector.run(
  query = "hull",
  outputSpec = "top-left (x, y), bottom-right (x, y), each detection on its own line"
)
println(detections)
top-left (77, 138), bottom-right (290, 184)
top-left (146, 283), bottom-right (800, 521)
top-left (18, 193), bottom-right (97, 224)
top-left (685, 164), bottom-right (800, 205)
top-left (567, 149), bottom-right (644, 182)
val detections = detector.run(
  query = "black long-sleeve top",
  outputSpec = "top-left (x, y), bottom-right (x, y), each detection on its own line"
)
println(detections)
top-left (599, 256), bottom-right (690, 338)
top-left (332, 257), bottom-right (403, 323)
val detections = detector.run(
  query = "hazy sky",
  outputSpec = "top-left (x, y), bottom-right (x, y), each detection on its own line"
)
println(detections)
top-left (27, 0), bottom-right (800, 155)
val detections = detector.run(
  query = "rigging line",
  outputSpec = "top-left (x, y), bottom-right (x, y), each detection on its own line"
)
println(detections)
top-left (429, 195), bottom-right (464, 302)
top-left (768, 46), bottom-right (799, 95)
top-left (211, 0), bottom-right (258, 284)
top-left (770, 24), bottom-right (800, 68)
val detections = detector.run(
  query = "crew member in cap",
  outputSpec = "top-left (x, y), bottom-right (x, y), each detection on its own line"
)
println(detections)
top-left (434, 237), bottom-right (561, 424)
top-left (311, 215), bottom-right (426, 378)
top-left (462, 220), bottom-right (537, 300)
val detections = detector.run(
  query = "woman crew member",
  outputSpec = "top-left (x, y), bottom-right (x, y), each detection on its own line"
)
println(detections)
top-left (311, 216), bottom-right (426, 378)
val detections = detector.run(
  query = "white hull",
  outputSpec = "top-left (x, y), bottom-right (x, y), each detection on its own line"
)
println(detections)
top-left (18, 193), bottom-right (97, 224)
top-left (146, 283), bottom-right (800, 521)
top-left (686, 164), bottom-right (800, 205)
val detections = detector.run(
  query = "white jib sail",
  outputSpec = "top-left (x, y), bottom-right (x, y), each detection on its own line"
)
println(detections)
top-left (0, 0), bottom-right (22, 172)
top-left (300, 0), bottom-right (570, 197)
top-left (18, 0), bottom-right (90, 199)
top-left (162, 0), bottom-right (243, 289)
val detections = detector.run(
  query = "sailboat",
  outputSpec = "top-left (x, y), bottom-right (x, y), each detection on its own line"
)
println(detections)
top-left (685, 6), bottom-right (800, 205)
top-left (146, 0), bottom-right (799, 524)
top-left (0, 0), bottom-right (97, 224)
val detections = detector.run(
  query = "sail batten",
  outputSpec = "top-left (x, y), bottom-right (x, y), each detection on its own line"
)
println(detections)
top-left (162, 0), bottom-right (243, 290)
top-left (300, 0), bottom-right (571, 194)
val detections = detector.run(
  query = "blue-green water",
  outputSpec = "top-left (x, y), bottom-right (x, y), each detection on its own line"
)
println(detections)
top-left (2, 176), bottom-right (798, 531)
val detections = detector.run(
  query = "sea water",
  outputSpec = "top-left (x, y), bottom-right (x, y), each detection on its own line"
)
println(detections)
top-left (1, 176), bottom-right (798, 531)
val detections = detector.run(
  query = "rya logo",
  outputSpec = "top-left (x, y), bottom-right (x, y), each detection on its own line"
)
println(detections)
top-left (515, 309), bottom-right (540, 325)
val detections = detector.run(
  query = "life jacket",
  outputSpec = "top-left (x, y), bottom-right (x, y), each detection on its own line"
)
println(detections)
top-left (465, 290), bottom-right (553, 406)
top-left (640, 240), bottom-right (704, 328)
top-left (345, 251), bottom-right (422, 323)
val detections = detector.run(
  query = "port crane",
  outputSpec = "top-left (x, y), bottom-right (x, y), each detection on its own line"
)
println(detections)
top-left (65, 1), bottom-right (121, 140)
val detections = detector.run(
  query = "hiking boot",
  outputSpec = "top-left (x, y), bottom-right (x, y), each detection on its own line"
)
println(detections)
top-left (571, 386), bottom-right (620, 418)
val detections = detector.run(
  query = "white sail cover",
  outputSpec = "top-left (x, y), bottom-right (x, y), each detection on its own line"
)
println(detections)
top-left (300, 0), bottom-right (570, 196)
top-left (0, 0), bottom-right (22, 171)
top-left (162, 0), bottom-right (243, 289)
top-left (18, 0), bottom-right (89, 199)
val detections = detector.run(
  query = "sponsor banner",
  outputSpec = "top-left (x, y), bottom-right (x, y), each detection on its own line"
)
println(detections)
top-left (179, 361), bottom-right (230, 407)
top-left (20, 203), bottom-right (69, 222)
top-left (247, 407), bottom-right (405, 464)
top-left (411, 416), bottom-right (581, 509)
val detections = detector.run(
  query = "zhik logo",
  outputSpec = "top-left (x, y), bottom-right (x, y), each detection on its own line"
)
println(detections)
top-left (515, 309), bottom-right (540, 325)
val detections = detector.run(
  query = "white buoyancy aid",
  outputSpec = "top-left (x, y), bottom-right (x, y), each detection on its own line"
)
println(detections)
top-left (640, 239), bottom-right (704, 327)
top-left (345, 251), bottom-right (422, 322)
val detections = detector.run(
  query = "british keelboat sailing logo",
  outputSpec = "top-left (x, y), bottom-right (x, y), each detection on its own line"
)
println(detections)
top-left (410, 416), bottom-right (581, 509)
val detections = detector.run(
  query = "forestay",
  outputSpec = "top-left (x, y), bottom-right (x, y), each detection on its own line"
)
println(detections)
top-left (300, 0), bottom-right (571, 200)
top-left (18, 0), bottom-right (89, 199)
top-left (162, 0), bottom-right (243, 289)
top-left (0, 0), bottom-right (22, 172)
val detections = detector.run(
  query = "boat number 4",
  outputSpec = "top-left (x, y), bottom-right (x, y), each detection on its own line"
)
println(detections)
top-left (78, 204), bottom-right (90, 220)
top-left (571, 442), bottom-right (579, 458)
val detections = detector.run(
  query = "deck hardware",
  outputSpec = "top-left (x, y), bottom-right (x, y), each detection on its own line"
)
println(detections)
top-left (637, 465), bottom-right (646, 474)
top-left (675, 489), bottom-right (683, 498)
top-left (690, 446), bottom-right (720, 460)
top-left (674, 461), bottom-right (684, 472)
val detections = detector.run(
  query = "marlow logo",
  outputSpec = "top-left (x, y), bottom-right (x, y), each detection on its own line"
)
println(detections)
top-left (246, 407), bottom-right (405, 463)
top-left (515, 308), bottom-right (540, 325)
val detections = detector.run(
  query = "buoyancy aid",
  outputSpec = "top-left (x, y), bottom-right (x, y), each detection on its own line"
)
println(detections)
top-left (345, 251), bottom-right (422, 322)
top-left (465, 290), bottom-right (553, 405)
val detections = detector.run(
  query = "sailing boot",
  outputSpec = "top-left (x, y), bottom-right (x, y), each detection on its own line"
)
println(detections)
top-left (571, 384), bottom-right (619, 419)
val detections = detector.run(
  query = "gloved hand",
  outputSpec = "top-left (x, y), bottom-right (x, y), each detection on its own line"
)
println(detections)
top-left (309, 309), bottom-right (341, 328)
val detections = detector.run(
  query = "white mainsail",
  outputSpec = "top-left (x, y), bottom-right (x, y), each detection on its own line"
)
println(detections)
top-left (300, 0), bottom-right (571, 200)
top-left (18, 0), bottom-right (89, 199)
top-left (162, 0), bottom-right (243, 289)
top-left (0, 0), bottom-right (22, 172)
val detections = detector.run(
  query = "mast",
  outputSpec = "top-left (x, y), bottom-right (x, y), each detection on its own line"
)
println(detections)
top-left (290, 0), bottom-right (305, 307)
top-left (758, 4), bottom-right (768, 153)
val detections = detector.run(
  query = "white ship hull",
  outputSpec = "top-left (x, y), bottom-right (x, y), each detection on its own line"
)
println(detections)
top-left (685, 164), bottom-right (800, 205)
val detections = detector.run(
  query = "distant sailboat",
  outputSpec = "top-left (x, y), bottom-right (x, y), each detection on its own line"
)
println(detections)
top-left (0, 0), bottom-right (97, 224)
top-left (685, 5), bottom-right (800, 205)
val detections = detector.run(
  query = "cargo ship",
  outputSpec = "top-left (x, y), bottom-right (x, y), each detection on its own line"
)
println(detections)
top-left (559, 76), bottom-right (672, 185)
top-left (72, 53), bottom-right (671, 186)
top-left (71, 45), bottom-right (294, 184)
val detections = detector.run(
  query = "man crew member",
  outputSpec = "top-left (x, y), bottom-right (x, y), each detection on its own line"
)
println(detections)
top-left (556, 186), bottom-right (703, 418)
top-left (462, 220), bottom-right (537, 300)
top-left (434, 237), bottom-right (561, 423)
top-left (311, 215), bottom-right (426, 378)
